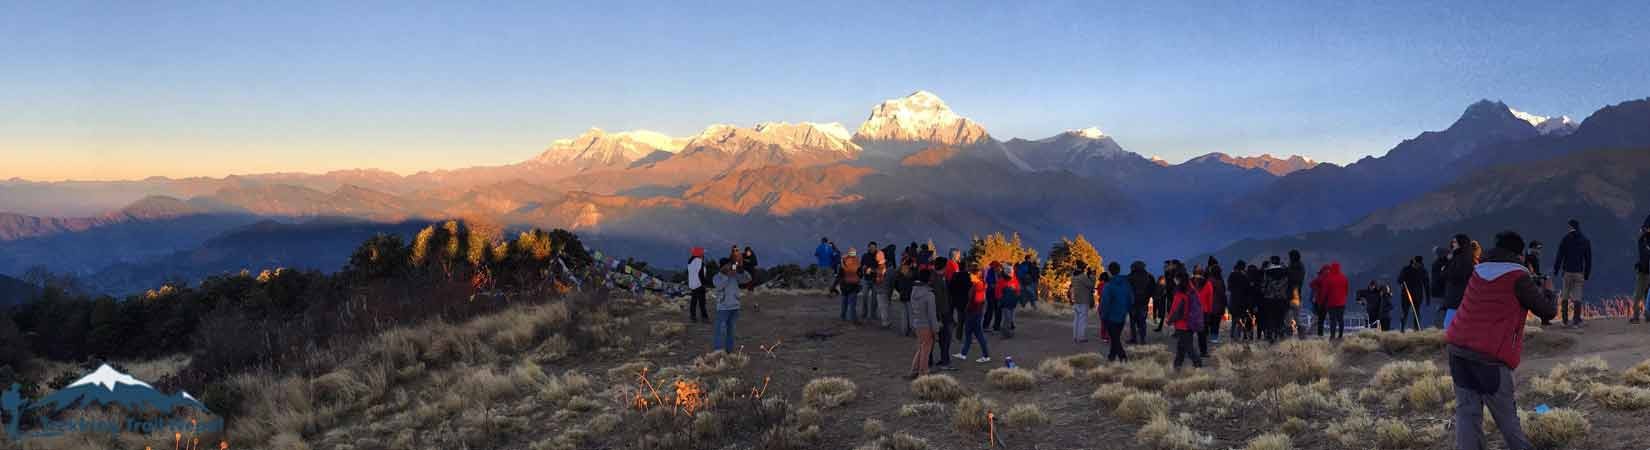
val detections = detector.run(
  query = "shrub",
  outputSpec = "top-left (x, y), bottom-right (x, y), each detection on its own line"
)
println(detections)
top-left (1085, 364), bottom-right (1129, 384)
top-left (1524, 408), bottom-right (1589, 449)
top-left (1186, 389), bottom-right (1237, 417)
top-left (651, 322), bottom-right (686, 338)
top-left (803, 377), bottom-right (858, 409)
top-left (1279, 416), bottom-right (1307, 435)
top-left (1373, 419), bottom-right (1421, 449)
top-left (1117, 392), bottom-right (1170, 422)
top-left (606, 360), bottom-right (652, 379)
top-left (1262, 382), bottom-right (1344, 419)
top-left (1064, 353), bottom-right (1104, 370)
top-left (1339, 334), bottom-right (1381, 354)
top-left (1164, 373), bottom-right (1214, 397)
top-left (1404, 375), bottom-right (1453, 411)
top-left (898, 402), bottom-right (946, 417)
top-left (1091, 383), bottom-right (1142, 407)
top-left (692, 411), bottom-right (720, 441)
top-left (987, 367), bottom-right (1037, 391)
top-left (542, 370), bottom-right (592, 405)
top-left (1326, 414), bottom-right (1374, 448)
top-left (793, 406), bottom-right (821, 428)
top-left (862, 418), bottom-right (885, 438)
top-left (1003, 403), bottom-right (1049, 428)
top-left (888, 432), bottom-right (928, 450)
top-left (952, 395), bottom-right (998, 432)
top-left (1625, 359), bottom-right (1650, 387)
top-left (910, 374), bottom-right (964, 401)
top-left (1135, 415), bottom-right (1210, 450)
top-left (693, 351), bottom-right (750, 375)
top-left (1038, 358), bottom-right (1076, 380)
top-left (1372, 360), bottom-right (1441, 389)
top-left (587, 413), bottom-right (621, 435)
top-left (1529, 356), bottom-right (1612, 401)
top-left (1121, 360), bottom-right (1169, 390)
top-left (1372, 329), bottom-right (1445, 354)
top-left (1245, 432), bottom-right (1292, 450)
top-left (1271, 340), bottom-right (1336, 383)
top-left (1586, 383), bottom-right (1650, 410)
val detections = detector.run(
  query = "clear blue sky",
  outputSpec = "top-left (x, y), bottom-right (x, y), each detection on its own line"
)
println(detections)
top-left (3, 0), bottom-right (1646, 180)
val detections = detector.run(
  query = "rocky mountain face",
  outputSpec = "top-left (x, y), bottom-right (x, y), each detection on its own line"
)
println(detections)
top-left (1187, 152), bottom-right (1319, 176)
top-left (854, 91), bottom-right (990, 146)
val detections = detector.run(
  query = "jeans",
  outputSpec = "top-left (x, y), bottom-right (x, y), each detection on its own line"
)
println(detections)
top-left (1325, 307), bottom-right (1344, 339)
top-left (912, 328), bottom-right (935, 375)
top-left (861, 287), bottom-right (882, 322)
top-left (1072, 304), bottom-right (1090, 341)
top-left (999, 307), bottom-right (1016, 337)
top-left (1560, 272), bottom-right (1585, 324)
top-left (1129, 306), bottom-right (1149, 343)
top-left (840, 290), bottom-right (860, 321)
top-left (1453, 358), bottom-right (1531, 450)
top-left (1636, 272), bottom-right (1649, 320)
top-left (985, 295), bottom-right (1001, 330)
top-left (902, 300), bottom-right (914, 335)
top-left (712, 309), bottom-right (739, 353)
top-left (1104, 320), bottom-right (1127, 361)
top-left (1022, 282), bottom-right (1038, 307)
top-left (1173, 330), bottom-right (1201, 369)
top-left (689, 287), bottom-right (709, 321)
top-left (960, 313), bottom-right (990, 358)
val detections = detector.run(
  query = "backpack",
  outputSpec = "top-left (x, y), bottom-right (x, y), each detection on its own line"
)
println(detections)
top-left (1263, 274), bottom-right (1289, 301)
top-left (1184, 292), bottom-right (1205, 330)
top-left (841, 256), bottom-right (862, 285)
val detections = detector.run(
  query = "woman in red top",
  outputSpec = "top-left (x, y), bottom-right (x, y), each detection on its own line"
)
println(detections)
top-left (1168, 270), bottom-right (1203, 369)
top-left (954, 264), bottom-right (993, 363)
top-left (1193, 266), bottom-right (1215, 357)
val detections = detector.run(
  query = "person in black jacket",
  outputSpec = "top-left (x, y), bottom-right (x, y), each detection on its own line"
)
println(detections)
top-left (947, 262), bottom-right (974, 342)
top-left (1126, 261), bottom-right (1155, 344)
top-left (1397, 256), bottom-right (1429, 332)
top-left (1442, 234), bottom-right (1476, 329)
top-left (1524, 241), bottom-right (1551, 326)
top-left (1429, 246), bottom-right (1450, 327)
top-left (1287, 250), bottom-right (1307, 338)
top-left (1227, 261), bottom-right (1252, 341)
top-left (928, 257), bottom-right (959, 371)
top-left (1635, 217), bottom-right (1650, 324)
top-left (1552, 219), bottom-right (1592, 328)
top-left (1359, 280), bottom-right (1391, 331)
top-left (1260, 257), bottom-right (1291, 342)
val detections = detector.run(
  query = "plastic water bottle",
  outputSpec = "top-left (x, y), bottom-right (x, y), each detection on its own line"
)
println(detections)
top-left (1004, 356), bottom-right (1015, 369)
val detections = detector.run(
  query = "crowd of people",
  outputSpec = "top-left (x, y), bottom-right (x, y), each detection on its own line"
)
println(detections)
top-left (679, 216), bottom-right (1650, 450)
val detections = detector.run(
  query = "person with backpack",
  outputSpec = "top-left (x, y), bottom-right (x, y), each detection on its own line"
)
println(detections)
top-left (929, 257), bottom-right (959, 372)
top-left (1552, 219), bottom-right (1592, 328)
top-left (711, 260), bottom-right (752, 353)
top-left (1070, 262), bottom-right (1097, 344)
top-left (1192, 266), bottom-right (1214, 356)
top-left (837, 249), bottom-right (863, 323)
top-left (1312, 263), bottom-right (1349, 339)
top-left (1017, 255), bottom-right (1042, 309)
top-left (1397, 256), bottom-right (1430, 332)
top-left (687, 247), bottom-right (711, 323)
top-left (1167, 269), bottom-right (1203, 369)
top-left (954, 263), bottom-right (992, 363)
top-left (1099, 262), bottom-right (1134, 361)
top-left (906, 266), bottom-right (941, 380)
top-left (1260, 257), bottom-right (1290, 343)
top-left (1447, 231), bottom-right (1557, 450)
top-left (1204, 259), bottom-right (1227, 346)
top-left (997, 266), bottom-right (1021, 339)
top-left (985, 261), bottom-right (1003, 332)
top-left (1126, 261), bottom-right (1155, 344)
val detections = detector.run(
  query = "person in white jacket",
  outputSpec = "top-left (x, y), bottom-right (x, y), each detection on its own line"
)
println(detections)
top-left (711, 260), bottom-right (752, 353)
top-left (686, 247), bottom-right (709, 323)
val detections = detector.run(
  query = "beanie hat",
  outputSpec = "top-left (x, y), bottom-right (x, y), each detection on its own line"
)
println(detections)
top-left (691, 247), bottom-right (704, 257)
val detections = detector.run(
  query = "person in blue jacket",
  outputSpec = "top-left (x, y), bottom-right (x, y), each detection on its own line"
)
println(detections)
top-left (814, 237), bottom-right (835, 269)
top-left (1099, 262), bottom-right (1134, 361)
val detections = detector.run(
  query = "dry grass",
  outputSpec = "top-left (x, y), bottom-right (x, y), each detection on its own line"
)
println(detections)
top-left (1002, 403), bottom-right (1050, 428)
top-left (803, 377), bottom-right (858, 409)
top-left (952, 395), bottom-right (998, 432)
top-left (1529, 355), bottom-right (1612, 401)
top-left (888, 432), bottom-right (929, 450)
top-left (542, 370), bottom-right (592, 405)
top-left (1373, 419), bottom-right (1423, 449)
top-left (1038, 357), bottom-right (1076, 380)
top-left (1404, 374), bottom-right (1454, 412)
top-left (1261, 381), bottom-right (1351, 420)
top-left (1186, 389), bottom-right (1237, 417)
top-left (1091, 383), bottom-right (1143, 407)
top-left (1586, 383), bottom-right (1650, 410)
top-left (1063, 352), bottom-right (1104, 370)
top-left (1524, 408), bottom-right (1590, 449)
top-left (1120, 360), bottom-right (1170, 390)
top-left (1245, 432), bottom-right (1293, 450)
top-left (910, 374), bottom-right (965, 401)
top-left (650, 322), bottom-right (686, 338)
top-left (606, 360), bottom-right (652, 379)
top-left (692, 351), bottom-right (751, 375)
top-left (1326, 413), bottom-right (1374, 448)
top-left (1135, 415), bottom-right (1211, 450)
top-left (1117, 391), bottom-right (1170, 422)
top-left (987, 367), bottom-right (1038, 391)
top-left (1624, 359), bottom-right (1650, 387)
top-left (1164, 373), bottom-right (1214, 397)
top-left (1339, 333), bottom-right (1381, 354)
top-left (898, 402), bottom-right (947, 417)
top-left (1371, 329), bottom-right (1446, 355)
top-left (1372, 360), bottom-right (1441, 389)
top-left (693, 411), bottom-right (721, 441)
top-left (862, 418), bottom-right (886, 438)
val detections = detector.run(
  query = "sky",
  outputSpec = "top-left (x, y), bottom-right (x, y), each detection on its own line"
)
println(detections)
top-left (3, 0), bottom-right (1647, 181)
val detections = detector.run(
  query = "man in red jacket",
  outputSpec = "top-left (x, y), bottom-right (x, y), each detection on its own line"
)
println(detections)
top-left (1312, 262), bottom-right (1349, 339)
top-left (1446, 231), bottom-right (1557, 450)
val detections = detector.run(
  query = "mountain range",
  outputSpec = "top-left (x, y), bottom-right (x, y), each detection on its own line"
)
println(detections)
top-left (2, 91), bottom-right (1647, 297)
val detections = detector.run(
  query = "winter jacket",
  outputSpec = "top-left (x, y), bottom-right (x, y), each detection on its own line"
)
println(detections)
top-left (1168, 289), bottom-right (1203, 331)
top-left (687, 256), bottom-right (705, 290)
top-left (985, 265), bottom-right (1000, 299)
top-left (1311, 263), bottom-right (1349, 308)
top-left (1397, 263), bottom-right (1429, 306)
top-left (814, 243), bottom-right (834, 268)
top-left (947, 271), bottom-right (974, 313)
top-left (1446, 248), bottom-right (1558, 369)
top-left (1226, 270), bottom-right (1251, 313)
top-left (909, 285), bottom-right (940, 330)
top-left (838, 255), bottom-right (862, 294)
top-left (1100, 277), bottom-right (1134, 323)
top-left (1196, 279), bottom-right (1214, 314)
top-left (1208, 270), bottom-right (1227, 315)
top-left (997, 276), bottom-right (1021, 309)
top-left (932, 273), bottom-right (954, 324)
top-left (1637, 232), bottom-right (1650, 275)
top-left (712, 271), bottom-right (751, 310)
top-left (943, 260), bottom-right (961, 278)
top-left (1127, 268), bottom-right (1155, 314)
top-left (966, 274), bottom-right (988, 314)
top-left (1070, 272), bottom-right (1097, 307)
top-left (1287, 259), bottom-right (1307, 305)
top-left (1553, 230), bottom-right (1593, 279)
top-left (1442, 248), bottom-right (1474, 309)
top-left (1262, 265), bottom-right (1291, 306)
top-left (1430, 257), bottom-right (1449, 300)
top-left (1360, 288), bottom-right (1388, 323)
top-left (1018, 262), bottom-right (1041, 285)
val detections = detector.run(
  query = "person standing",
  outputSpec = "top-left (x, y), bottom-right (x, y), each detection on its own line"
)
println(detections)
top-left (814, 238), bottom-right (834, 271)
top-left (1442, 234), bottom-right (1476, 330)
top-left (985, 262), bottom-right (1003, 332)
top-left (1205, 259), bottom-right (1227, 345)
top-left (1446, 231), bottom-right (1557, 450)
top-left (1397, 256), bottom-right (1430, 332)
top-left (1287, 250), bottom-right (1307, 338)
top-left (954, 263), bottom-right (992, 363)
top-left (929, 257), bottom-right (958, 372)
top-left (1226, 261), bottom-right (1252, 341)
top-left (1192, 267), bottom-right (1214, 356)
top-left (1635, 216), bottom-right (1650, 323)
top-left (1360, 280), bottom-right (1389, 331)
top-left (1430, 246), bottom-right (1450, 328)
top-left (837, 249), bottom-right (863, 323)
top-left (1260, 257), bottom-right (1291, 342)
top-left (1070, 262), bottom-right (1097, 344)
top-left (741, 246), bottom-right (760, 290)
top-left (897, 245), bottom-right (918, 336)
top-left (997, 267), bottom-right (1021, 339)
top-left (1100, 262), bottom-right (1133, 361)
top-left (1313, 263), bottom-right (1349, 339)
top-left (1552, 219), bottom-right (1592, 328)
top-left (863, 247), bottom-right (889, 326)
top-left (711, 261), bottom-right (752, 353)
top-left (947, 257), bottom-right (973, 343)
top-left (907, 267), bottom-right (941, 379)
top-left (1154, 260), bottom-right (1178, 332)
top-left (1168, 270), bottom-right (1204, 369)
top-left (1309, 265), bottom-right (1330, 336)
top-left (687, 247), bottom-right (710, 323)
top-left (1524, 241), bottom-right (1552, 326)
top-left (1018, 255), bottom-right (1042, 309)
top-left (1126, 261), bottom-right (1155, 344)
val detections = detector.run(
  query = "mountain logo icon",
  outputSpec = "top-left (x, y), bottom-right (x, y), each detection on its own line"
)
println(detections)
top-left (3, 364), bottom-right (215, 441)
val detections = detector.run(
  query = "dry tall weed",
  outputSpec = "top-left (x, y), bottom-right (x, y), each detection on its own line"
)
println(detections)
top-left (987, 367), bottom-right (1038, 391)
top-left (692, 351), bottom-right (751, 375)
top-left (1038, 357), bottom-right (1076, 379)
top-left (1186, 389), bottom-right (1237, 417)
top-left (1121, 360), bottom-right (1170, 390)
top-left (1092, 383), bottom-right (1143, 407)
top-left (1624, 359), bottom-right (1650, 387)
top-left (1404, 374), bottom-right (1454, 412)
top-left (952, 395), bottom-right (998, 432)
top-left (1528, 356), bottom-right (1612, 401)
top-left (803, 377), bottom-right (858, 409)
top-left (862, 418), bottom-right (886, 438)
top-left (1164, 373), bottom-right (1214, 397)
top-left (1003, 403), bottom-right (1050, 428)
top-left (911, 374), bottom-right (965, 401)
top-left (1325, 413), bottom-right (1374, 447)
top-left (1117, 392), bottom-right (1170, 422)
top-left (1373, 419), bottom-right (1423, 449)
top-left (1372, 360), bottom-right (1441, 389)
top-left (1523, 408), bottom-right (1590, 449)
top-left (1245, 432), bottom-right (1293, 450)
top-left (1586, 383), bottom-right (1650, 410)
top-left (1135, 415), bottom-right (1211, 450)
top-left (1339, 333), bottom-right (1381, 354)
top-left (899, 402), bottom-right (947, 417)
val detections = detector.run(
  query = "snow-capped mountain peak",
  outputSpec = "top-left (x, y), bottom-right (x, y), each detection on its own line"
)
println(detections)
top-left (854, 91), bottom-right (989, 145)
top-left (536, 128), bottom-right (688, 167)
top-left (67, 364), bottom-right (153, 391)
top-left (1507, 107), bottom-right (1577, 136)
top-left (1507, 107), bottom-right (1548, 128)
top-left (1068, 127), bottom-right (1107, 139)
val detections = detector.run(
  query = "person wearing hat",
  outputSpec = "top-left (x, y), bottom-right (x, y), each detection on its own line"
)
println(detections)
top-left (1635, 215), bottom-right (1650, 323)
top-left (1446, 231), bottom-right (1556, 450)
top-left (1552, 219), bottom-right (1592, 328)
top-left (837, 248), bottom-right (863, 323)
top-left (686, 247), bottom-right (710, 323)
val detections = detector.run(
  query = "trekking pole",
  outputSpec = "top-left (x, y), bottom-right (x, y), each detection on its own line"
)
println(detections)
top-left (1403, 285), bottom-right (1422, 330)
